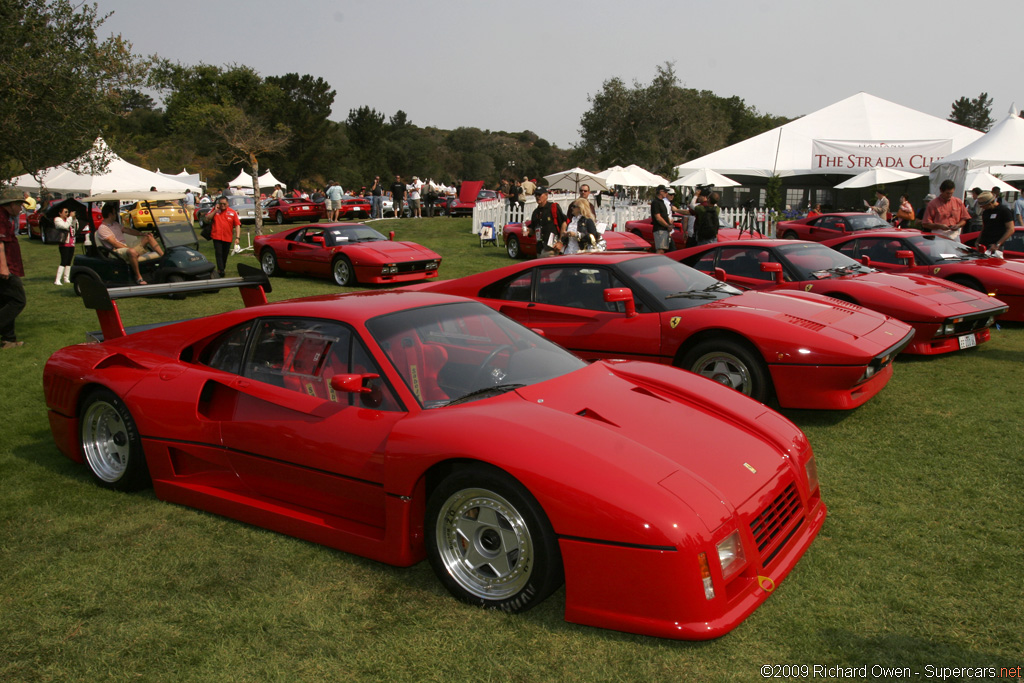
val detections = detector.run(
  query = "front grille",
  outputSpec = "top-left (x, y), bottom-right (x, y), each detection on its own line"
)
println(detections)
top-left (749, 481), bottom-right (804, 567)
top-left (396, 260), bottom-right (432, 274)
top-left (951, 315), bottom-right (993, 335)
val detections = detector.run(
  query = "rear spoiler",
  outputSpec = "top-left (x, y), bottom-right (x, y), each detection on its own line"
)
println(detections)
top-left (80, 263), bottom-right (272, 342)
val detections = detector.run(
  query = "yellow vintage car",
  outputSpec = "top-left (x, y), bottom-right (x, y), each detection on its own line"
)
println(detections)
top-left (119, 200), bottom-right (188, 229)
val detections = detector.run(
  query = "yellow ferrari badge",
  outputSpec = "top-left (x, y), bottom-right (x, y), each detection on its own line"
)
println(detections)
top-left (933, 267), bottom-right (941, 275)
top-left (670, 316), bottom-right (681, 329)
top-left (804, 284), bottom-right (813, 292)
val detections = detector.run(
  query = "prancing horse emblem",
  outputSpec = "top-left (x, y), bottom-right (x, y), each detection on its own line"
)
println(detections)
top-left (670, 316), bottom-right (681, 329)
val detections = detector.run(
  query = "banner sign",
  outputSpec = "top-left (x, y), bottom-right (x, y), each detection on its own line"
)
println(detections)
top-left (811, 139), bottom-right (952, 173)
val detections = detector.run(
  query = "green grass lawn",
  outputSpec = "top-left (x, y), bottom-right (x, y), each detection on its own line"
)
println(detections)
top-left (2, 217), bottom-right (1022, 681)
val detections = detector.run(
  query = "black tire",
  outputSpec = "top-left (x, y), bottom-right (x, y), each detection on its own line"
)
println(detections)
top-left (331, 255), bottom-right (355, 286)
top-left (275, 211), bottom-right (285, 225)
top-left (506, 235), bottom-right (521, 259)
top-left (71, 273), bottom-right (98, 298)
top-left (79, 388), bottom-right (150, 492)
top-left (680, 338), bottom-right (771, 403)
top-left (782, 230), bottom-right (798, 240)
top-left (260, 249), bottom-right (280, 277)
top-left (426, 465), bottom-right (563, 613)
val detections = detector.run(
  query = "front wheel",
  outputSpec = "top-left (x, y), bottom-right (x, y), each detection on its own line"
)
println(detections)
top-left (260, 249), bottom-right (280, 276)
top-left (782, 230), bottom-right (798, 240)
top-left (79, 388), bottom-right (150, 491)
top-left (331, 255), bottom-right (354, 286)
top-left (275, 211), bottom-right (285, 225)
top-left (506, 235), bottom-right (521, 259)
top-left (426, 466), bottom-right (563, 612)
top-left (680, 338), bottom-right (770, 403)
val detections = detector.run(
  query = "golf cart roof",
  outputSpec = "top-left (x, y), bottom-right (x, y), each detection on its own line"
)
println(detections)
top-left (82, 191), bottom-right (187, 202)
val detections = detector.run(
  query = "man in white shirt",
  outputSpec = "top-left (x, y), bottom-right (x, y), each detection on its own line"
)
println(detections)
top-left (408, 176), bottom-right (423, 218)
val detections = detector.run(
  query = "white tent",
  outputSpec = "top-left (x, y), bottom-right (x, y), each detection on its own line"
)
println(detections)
top-left (596, 165), bottom-right (654, 187)
top-left (929, 108), bottom-right (1024, 194)
top-left (676, 93), bottom-right (984, 179)
top-left (624, 164), bottom-right (670, 186)
top-left (157, 168), bottom-right (204, 188)
top-left (12, 138), bottom-right (200, 194)
top-left (963, 169), bottom-right (1017, 194)
top-left (227, 169), bottom-right (287, 190)
top-left (671, 168), bottom-right (740, 188)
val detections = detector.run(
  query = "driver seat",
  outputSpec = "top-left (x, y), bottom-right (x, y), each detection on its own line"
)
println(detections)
top-left (382, 334), bottom-right (449, 404)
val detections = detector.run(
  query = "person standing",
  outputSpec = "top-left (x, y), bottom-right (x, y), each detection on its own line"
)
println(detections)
top-left (272, 184), bottom-right (284, 201)
top-left (894, 194), bottom-right (915, 228)
top-left (870, 188), bottom-right (890, 222)
top-left (966, 187), bottom-right (984, 232)
top-left (974, 191), bottom-right (1014, 256)
top-left (650, 185), bottom-right (673, 254)
top-left (205, 196), bottom-right (241, 278)
top-left (529, 187), bottom-right (565, 259)
top-left (1014, 189), bottom-right (1024, 227)
top-left (0, 189), bottom-right (28, 350)
top-left (183, 188), bottom-right (196, 224)
top-left (370, 176), bottom-right (383, 219)
top-left (53, 205), bottom-right (78, 285)
top-left (521, 175), bottom-right (536, 199)
top-left (391, 175), bottom-right (406, 218)
top-left (922, 180), bottom-right (971, 241)
top-left (325, 181), bottom-right (344, 222)
top-left (408, 176), bottom-right (423, 218)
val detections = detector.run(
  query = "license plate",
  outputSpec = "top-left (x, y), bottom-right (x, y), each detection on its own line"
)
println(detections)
top-left (246, 211), bottom-right (255, 217)
top-left (958, 334), bottom-right (976, 349)
top-left (158, 216), bottom-right (169, 222)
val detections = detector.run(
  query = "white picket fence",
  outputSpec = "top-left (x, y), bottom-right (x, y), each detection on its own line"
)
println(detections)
top-left (472, 197), bottom-right (777, 237)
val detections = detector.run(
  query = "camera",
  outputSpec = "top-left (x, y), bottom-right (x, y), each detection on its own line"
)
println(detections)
top-left (695, 184), bottom-right (712, 196)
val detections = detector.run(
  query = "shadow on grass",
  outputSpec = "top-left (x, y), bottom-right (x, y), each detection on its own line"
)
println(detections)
top-left (809, 629), bottom-right (1020, 672)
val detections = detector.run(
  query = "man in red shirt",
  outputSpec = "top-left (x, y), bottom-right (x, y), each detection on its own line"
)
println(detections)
top-left (922, 179), bottom-right (971, 241)
top-left (206, 196), bottom-right (241, 277)
top-left (0, 188), bottom-right (27, 349)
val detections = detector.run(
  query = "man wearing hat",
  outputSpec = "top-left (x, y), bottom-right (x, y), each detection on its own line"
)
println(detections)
top-left (0, 188), bottom-right (27, 350)
top-left (529, 187), bottom-right (566, 259)
top-left (975, 191), bottom-right (1014, 257)
top-left (650, 185), bottom-right (673, 254)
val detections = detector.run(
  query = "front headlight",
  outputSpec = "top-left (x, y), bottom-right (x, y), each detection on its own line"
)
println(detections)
top-left (716, 530), bottom-right (746, 581)
top-left (425, 260), bottom-right (439, 270)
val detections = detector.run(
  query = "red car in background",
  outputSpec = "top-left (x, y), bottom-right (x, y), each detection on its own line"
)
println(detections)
top-left (962, 226), bottom-right (1024, 259)
top-left (674, 239), bottom-right (1007, 355)
top-left (823, 230), bottom-right (1024, 321)
top-left (775, 212), bottom-right (893, 241)
top-left (447, 181), bottom-right (493, 217)
top-left (502, 223), bottom-right (650, 259)
top-left (418, 253), bottom-right (914, 410)
top-left (265, 197), bottom-right (326, 225)
top-left (255, 222), bottom-right (441, 287)
top-left (337, 196), bottom-right (372, 219)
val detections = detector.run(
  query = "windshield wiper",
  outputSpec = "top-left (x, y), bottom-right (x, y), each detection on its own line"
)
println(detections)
top-left (702, 281), bottom-right (731, 292)
top-left (666, 289), bottom-right (719, 299)
top-left (444, 383), bottom-right (525, 407)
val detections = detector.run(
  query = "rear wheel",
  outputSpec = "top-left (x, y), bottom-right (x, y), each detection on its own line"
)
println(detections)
top-left (331, 256), bottom-right (354, 286)
top-left (506, 235), bottom-right (521, 259)
top-left (79, 388), bottom-right (150, 491)
top-left (782, 230), bottom-right (798, 240)
top-left (275, 211), bottom-right (285, 225)
top-left (260, 249), bottom-right (281, 276)
top-left (680, 338), bottom-right (770, 403)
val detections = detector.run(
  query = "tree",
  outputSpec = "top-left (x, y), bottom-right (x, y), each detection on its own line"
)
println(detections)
top-left (0, 0), bottom-right (144, 183)
top-left (948, 93), bottom-right (994, 132)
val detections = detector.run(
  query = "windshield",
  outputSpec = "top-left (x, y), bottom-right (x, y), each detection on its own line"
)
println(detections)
top-left (159, 221), bottom-right (199, 248)
top-left (847, 215), bottom-right (891, 231)
top-left (777, 242), bottom-right (871, 279)
top-left (227, 196), bottom-right (256, 209)
top-left (366, 301), bottom-right (586, 408)
top-left (618, 255), bottom-right (742, 311)
top-left (329, 226), bottom-right (386, 243)
top-left (906, 234), bottom-right (980, 262)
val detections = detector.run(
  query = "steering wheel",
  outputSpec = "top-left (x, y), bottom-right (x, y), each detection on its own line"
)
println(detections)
top-left (474, 345), bottom-right (516, 385)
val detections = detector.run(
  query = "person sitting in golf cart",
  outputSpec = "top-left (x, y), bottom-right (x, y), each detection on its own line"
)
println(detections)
top-left (95, 201), bottom-right (164, 285)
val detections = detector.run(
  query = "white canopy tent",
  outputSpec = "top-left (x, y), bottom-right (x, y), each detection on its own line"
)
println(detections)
top-left (962, 169), bottom-right (1017, 195)
top-left (596, 165), bottom-right (654, 187)
top-left (671, 168), bottom-right (740, 188)
top-left (624, 164), bottom-right (669, 186)
top-left (929, 108), bottom-right (1024, 195)
top-left (11, 138), bottom-right (200, 194)
top-left (542, 167), bottom-right (609, 193)
top-left (676, 93), bottom-right (983, 180)
top-left (157, 168), bottom-right (204, 189)
top-left (227, 169), bottom-right (287, 190)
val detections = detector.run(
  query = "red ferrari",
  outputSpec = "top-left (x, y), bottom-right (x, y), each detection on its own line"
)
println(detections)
top-left (502, 223), bottom-right (650, 259)
top-left (962, 226), bottom-right (1024, 260)
top-left (823, 230), bottom-right (1024, 321)
top-left (776, 212), bottom-right (893, 242)
top-left (417, 253), bottom-right (915, 410)
top-left (265, 197), bottom-right (326, 225)
top-left (674, 239), bottom-right (1007, 355)
top-left (337, 197), bottom-right (372, 219)
top-left (447, 181), bottom-right (492, 217)
top-left (43, 272), bottom-right (825, 640)
top-left (254, 223), bottom-right (441, 287)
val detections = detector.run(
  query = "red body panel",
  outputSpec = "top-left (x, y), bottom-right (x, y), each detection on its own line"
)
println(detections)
top-left (337, 198), bottom-right (372, 219)
top-left (776, 212), bottom-right (895, 242)
top-left (266, 198), bottom-right (327, 224)
top-left (962, 227), bottom-right (1024, 260)
top-left (625, 218), bottom-right (689, 249)
top-left (43, 288), bottom-right (826, 640)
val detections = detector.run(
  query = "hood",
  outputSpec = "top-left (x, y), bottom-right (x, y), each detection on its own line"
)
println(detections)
top-left (851, 272), bottom-right (1005, 317)
top-left (457, 180), bottom-right (485, 204)
top-left (358, 241), bottom-right (438, 261)
top-left (728, 289), bottom-right (890, 337)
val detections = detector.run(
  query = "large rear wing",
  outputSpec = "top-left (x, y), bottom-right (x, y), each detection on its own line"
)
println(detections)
top-left (80, 263), bottom-right (272, 342)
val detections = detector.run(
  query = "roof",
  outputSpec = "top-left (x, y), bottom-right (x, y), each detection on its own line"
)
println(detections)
top-left (676, 93), bottom-right (984, 179)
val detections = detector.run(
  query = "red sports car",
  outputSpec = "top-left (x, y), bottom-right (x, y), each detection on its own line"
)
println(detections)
top-left (418, 253), bottom-right (914, 410)
top-left (43, 273), bottom-right (825, 640)
top-left (962, 226), bottom-right (1024, 260)
top-left (823, 230), bottom-right (1024, 321)
top-left (337, 197), bottom-right (372, 219)
top-left (255, 223), bottom-right (441, 287)
top-left (502, 223), bottom-right (650, 259)
top-left (674, 239), bottom-right (1007, 355)
top-left (447, 181), bottom-right (492, 217)
top-left (776, 212), bottom-right (893, 242)
top-left (265, 197), bottom-right (326, 225)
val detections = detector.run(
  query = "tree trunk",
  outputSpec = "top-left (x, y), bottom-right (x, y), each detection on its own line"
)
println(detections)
top-left (250, 153), bottom-right (263, 236)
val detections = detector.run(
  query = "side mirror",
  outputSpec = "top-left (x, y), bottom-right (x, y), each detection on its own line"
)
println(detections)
top-left (604, 287), bottom-right (636, 318)
top-left (713, 267), bottom-right (728, 282)
top-left (530, 327), bottom-right (546, 338)
top-left (860, 255), bottom-right (872, 267)
top-left (836, 222), bottom-right (847, 231)
top-left (330, 373), bottom-right (379, 394)
top-left (389, 230), bottom-right (395, 241)
top-left (760, 261), bottom-right (784, 284)
top-left (311, 235), bottom-right (325, 246)
top-left (895, 249), bottom-right (915, 266)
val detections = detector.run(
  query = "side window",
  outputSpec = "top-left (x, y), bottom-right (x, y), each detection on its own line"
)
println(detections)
top-left (856, 239), bottom-right (903, 265)
top-left (202, 321), bottom-right (255, 375)
top-left (834, 239), bottom-right (861, 259)
top-left (536, 266), bottom-right (617, 311)
top-left (690, 250), bottom-right (718, 273)
top-left (816, 216), bottom-right (839, 230)
top-left (481, 272), bottom-right (531, 302)
top-left (718, 247), bottom-right (776, 281)
top-left (1004, 232), bottom-right (1024, 253)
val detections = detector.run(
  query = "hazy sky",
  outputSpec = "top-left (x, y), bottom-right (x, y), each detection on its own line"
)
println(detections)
top-left (94, 0), bottom-right (1020, 149)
